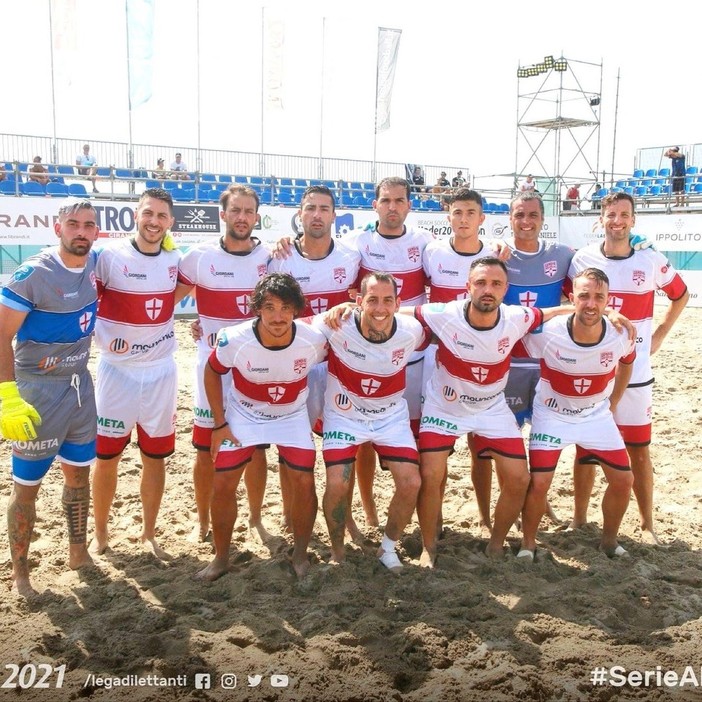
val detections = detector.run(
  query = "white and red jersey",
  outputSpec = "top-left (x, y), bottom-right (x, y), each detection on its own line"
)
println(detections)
top-left (568, 244), bottom-right (687, 384)
top-left (349, 224), bottom-right (434, 306)
top-left (209, 319), bottom-right (327, 422)
top-left (178, 237), bottom-right (271, 350)
top-left (313, 312), bottom-right (428, 421)
top-left (423, 238), bottom-right (487, 303)
top-left (268, 239), bottom-right (361, 316)
top-left (95, 240), bottom-right (180, 363)
top-left (416, 300), bottom-right (543, 415)
top-left (521, 315), bottom-right (635, 422)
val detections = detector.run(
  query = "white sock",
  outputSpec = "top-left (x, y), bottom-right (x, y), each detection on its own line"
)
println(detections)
top-left (381, 534), bottom-right (396, 553)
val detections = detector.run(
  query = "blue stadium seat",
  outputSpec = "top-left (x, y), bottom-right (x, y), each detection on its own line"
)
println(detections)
top-left (277, 189), bottom-right (295, 205)
top-left (633, 186), bottom-right (647, 197)
top-left (615, 180), bottom-right (627, 189)
top-left (648, 185), bottom-right (662, 196)
top-left (67, 183), bottom-right (89, 197)
top-left (658, 168), bottom-right (671, 177)
top-left (293, 178), bottom-right (308, 188)
top-left (163, 180), bottom-right (180, 191)
top-left (686, 166), bottom-right (698, 176)
top-left (21, 181), bottom-right (46, 196)
top-left (693, 183), bottom-right (702, 194)
top-left (623, 186), bottom-right (634, 196)
top-left (233, 175), bottom-right (247, 183)
top-left (57, 165), bottom-right (75, 175)
top-left (352, 195), bottom-right (366, 208)
top-left (212, 182), bottom-right (227, 193)
top-left (278, 177), bottom-right (294, 186)
top-left (259, 190), bottom-right (273, 205)
top-left (249, 176), bottom-right (264, 185)
top-left (145, 179), bottom-right (162, 189)
top-left (218, 174), bottom-right (232, 183)
top-left (0, 181), bottom-right (20, 195)
top-left (172, 188), bottom-right (195, 201)
top-left (114, 168), bottom-right (133, 179)
top-left (423, 200), bottom-right (441, 211)
top-left (632, 169), bottom-right (644, 178)
top-left (645, 169), bottom-right (657, 178)
top-left (200, 173), bottom-right (217, 183)
top-left (96, 167), bottom-right (111, 177)
top-left (497, 203), bottom-right (509, 213)
top-left (45, 182), bottom-right (69, 197)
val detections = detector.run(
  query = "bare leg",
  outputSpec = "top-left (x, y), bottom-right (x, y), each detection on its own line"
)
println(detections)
top-left (520, 471), bottom-right (555, 553)
top-left (469, 433), bottom-right (493, 535)
top-left (417, 449), bottom-right (450, 568)
top-left (192, 449), bottom-right (214, 541)
top-left (344, 468), bottom-right (366, 544)
top-left (355, 442), bottom-right (379, 527)
top-left (61, 463), bottom-right (93, 570)
top-left (91, 454), bottom-right (122, 554)
top-left (140, 453), bottom-right (168, 558)
top-left (600, 464), bottom-right (634, 554)
top-left (195, 468), bottom-right (244, 581)
top-left (487, 456), bottom-right (530, 558)
top-left (627, 445), bottom-right (659, 544)
top-left (7, 481), bottom-right (41, 598)
top-left (323, 462), bottom-right (354, 563)
top-left (571, 461), bottom-right (596, 528)
top-left (284, 466), bottom-right (318, 578)
top-left (245, 448), bottom-right (270, 541)
top-left (278, 461), bottom-right (292, 533)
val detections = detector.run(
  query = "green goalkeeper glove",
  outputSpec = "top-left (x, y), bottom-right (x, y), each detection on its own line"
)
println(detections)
top-left (0, 381), bottom-right (42, 441)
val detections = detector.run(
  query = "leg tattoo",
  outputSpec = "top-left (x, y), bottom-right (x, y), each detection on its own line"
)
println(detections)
top-left (63, 485), bottom-right (90, 545)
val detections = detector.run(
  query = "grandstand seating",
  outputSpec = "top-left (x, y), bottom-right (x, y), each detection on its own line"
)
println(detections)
top-left (21, 181), bottom-right (45, 196)
top-left (0, 181), bottom-right (19, 195)
top-left (46, 182), bottom-right (69, 197)
top-left (68, 183), bottom-right (89, 197)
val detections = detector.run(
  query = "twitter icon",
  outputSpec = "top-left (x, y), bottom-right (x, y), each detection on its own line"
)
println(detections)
top-left (247, 675), bottom-right (262, 687)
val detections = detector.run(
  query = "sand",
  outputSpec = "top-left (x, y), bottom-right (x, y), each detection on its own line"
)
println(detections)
top-left (1, 307), bottom-right (701, 702)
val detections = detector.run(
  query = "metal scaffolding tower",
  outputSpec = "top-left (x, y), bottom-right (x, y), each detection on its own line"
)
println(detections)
top-left (514, 55), bottom-right (603, 213)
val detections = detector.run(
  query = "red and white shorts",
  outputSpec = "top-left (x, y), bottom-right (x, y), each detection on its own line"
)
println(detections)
top-left (613, 383), bottom-right (653, 445)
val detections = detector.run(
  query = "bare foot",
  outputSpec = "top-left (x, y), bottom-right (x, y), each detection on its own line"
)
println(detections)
top-left (141, 536), bottom-right (172, 560)
top-left (291, 555), bottom-right (311, 579)
top-left (69, 546), bottom-right (95, 570)
top-left (485, 543), bottom-right (506, 560)
top-left (189, 524), bottom-right (212, 543)
top-left (479, 521), bottom-right (492, 539)
top-left (249, 520), bottom-right (274, 544)
top-left (419, 548), bottom-right (436, 569)
top-left (364, 502), bottom-right (379, 528)
top-left (566, 518), bottom-right (587, 531)
top-left (12, 573), bottom-right (39, 599)
top-left (329, 547), bottom-right (346, 565)
top-left (90, 528), bottom-right (109, 555)
top-left (640, 527), bottom-right (663, 546)
top-left (193, 559), bottom-right (230, 582)
top-left (545, 501), bottom-right (561, 524)
top-left (346, 518), bottom-right (365, 544)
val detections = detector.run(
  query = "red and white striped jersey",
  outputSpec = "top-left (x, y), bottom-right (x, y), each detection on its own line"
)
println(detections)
top-left (423, 237), bottom-right (487, 303)
top-left (178, 237), bottom-right (271, 350)
top-left (415, 300), bottom-right (543, 415)
top-left (313, 312), bottom-right (428, 421)
top-left (349, 225), bottom-right (434, 306)
top-left (268, 239), bottom-right (361, 316)
top-left (209, 319), bottom-right (327, 422)
top-left (567, 244), bottom-right (687, 384)
top-left (95, 240), bottom-right (180, 363)
top-left (521, 314), bottom-right (636, 422)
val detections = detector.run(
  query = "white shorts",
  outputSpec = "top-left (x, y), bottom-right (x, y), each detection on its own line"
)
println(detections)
top-left (529, 404), bottom-right (625, 453)
top-left (96, 356), bottom-right (177, 440)
top-left (404, 358), bottom-right (424, 422)
top-left (306, 361), bottom-right (328, 426)
top-left (193, 346), bottom-right (230, 429)
top-left (225, 405), bottom-right (315, 452)
top-left (420, 396), bottom-right (522, 440)
top-left (613, 383), bottom-right (653, 444)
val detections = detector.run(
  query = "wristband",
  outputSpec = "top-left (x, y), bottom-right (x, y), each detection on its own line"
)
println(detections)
top-left (213, 421), bottom-right (228, 431)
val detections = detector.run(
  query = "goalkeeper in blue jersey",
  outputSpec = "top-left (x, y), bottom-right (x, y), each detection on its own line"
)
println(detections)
top-left (0, 199), bottom-right (99, 598)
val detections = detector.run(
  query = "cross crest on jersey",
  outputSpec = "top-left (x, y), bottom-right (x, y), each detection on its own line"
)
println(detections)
top-left (168, 265), bottom-right (178, 283)
top-left (471, 366), bottom-right (488, 383)
top-left (391, 349), bottom-right (405, 366)
top-left (267, 386), bottom-right (286, 402)
top-left (236, 294), bottom-right (250, 315)
top-left (632, 270), bottom-right (646, 286)
top-left (407, 246), bottom-right (420, 263)
top-left (497, 337), bottom-right (510, 354)
top-left (573, 378), bottom-right (592, 394)
top-left (310, 297), bottom-right (328, 314)
top-left (608, 295), bottom-right (624, 312)
top-left (293, 358), bottom-right (307, 374)
top-left (333, 267), bottom-right (347, 284)
top-left (79, 311), bottom-right (92, 332)
top-left (543, 261), bottom-right (558, 278)
top-left (144, 298), bottom-right (163, 320)
top-left (600, 351), bottom-right (614, 368)
top-left (519, 290), bottom-right (537, 307)
top-left (360, 378), bottom-right (381, 395)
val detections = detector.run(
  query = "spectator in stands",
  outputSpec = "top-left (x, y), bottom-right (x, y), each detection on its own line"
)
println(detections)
top-left (170, 152), bottom-right (190, 181)
top-left (519, 174), bottom-right (536, 193)
top-left (152, 158), bottom-right (168, 180)
top-left (664, 146), bottom-right (686, 208)
top-left (76, 144), bottom-right (98, 193)
top-left (452, 170), bottom-right (466, 188)
top-left (431, 172), bottom-right (450, 199)
top-left (411, 166), bottom-right (426, 194)
top-left (591, 182), bottom-right (603, 211)
top-left (563, 183), bottom-right (580, 211)
top-left (27, 157), bottom-right (50, 186)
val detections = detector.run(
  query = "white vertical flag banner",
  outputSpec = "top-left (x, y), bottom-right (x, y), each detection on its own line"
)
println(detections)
top-left (126, 0), bottom-right (155, 109)
top-left (264, 14), bottom-right (285, 111)
top-left (375, 27), bottom-right (402, 133)
top-left (51, 0), bottom-right (79, 90)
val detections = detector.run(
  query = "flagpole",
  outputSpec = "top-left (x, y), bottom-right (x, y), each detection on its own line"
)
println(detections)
top-left (48, 0), bottom-right (58, 164)
top-left (260, 6), bottom-right (265, 174)
top-left (124, 0), bottom-right (134, 169)
top-left (196, 0), bottom-right (201, 174)
top-left (318, 17), bottom-right (326, 179)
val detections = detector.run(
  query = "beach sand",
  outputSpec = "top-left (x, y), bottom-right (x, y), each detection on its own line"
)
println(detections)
top-left (1, 307), bottom-right (701, 701)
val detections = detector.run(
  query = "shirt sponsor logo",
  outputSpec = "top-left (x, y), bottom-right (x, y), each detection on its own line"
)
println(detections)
top-left (209, 264), bottom-right (235, 277)
top-left (545, 397), bottom-right (558, 409)
top-left (365, 245), bottom-right (385, 260)
top-left (334, 393), bottom-right (352, 411)
top-left (11, 264), bottom-right (34, 282)
top-left (246, 360), bottom-right (269, 373)
top-left (110, 338), bottom-right (130, 354)
top-left (437, 264), bottom-right (459, 277)
top-left (323, 430), bottom-right (356, 441)
top-left (207, 332), bottom-right (218, 348)
top-left (342, 341), bottom-right (366, 360)
top-left (420, 415), bottom-right (458, 431)
top-left (555, 349), bottom-right (576, 364)
top-left (529, 432), bottom-right (561, 445)
top-left (443, 386), bottom-right (457, 402)
top-left (131, 330), bottom-right (174, 355)
top-left (451, 332), bottom-right (474, 350)
top-left (98, 417), bottom-right (126, 429)
top-left (14, 438), bottom-right (59, 450)
top-left (122, 265), bottom-right (147, 280)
